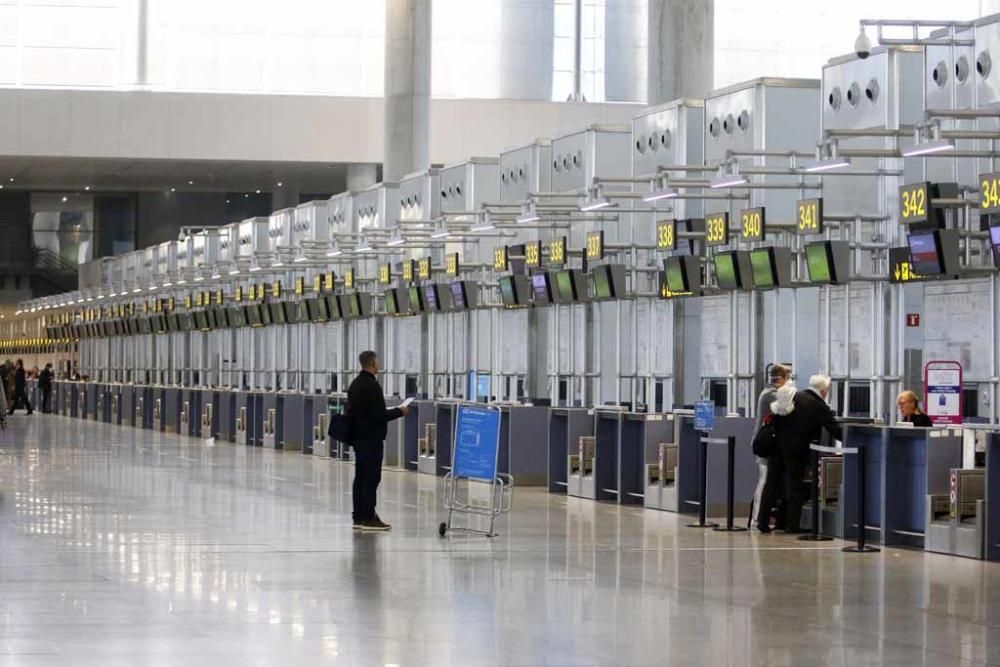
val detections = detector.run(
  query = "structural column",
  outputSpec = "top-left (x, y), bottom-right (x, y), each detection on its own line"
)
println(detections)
top-left (383, 0), bottom-right (432, 183)
top-left (346, 164), bottom-right (378, 192)
top-left (647, 0), bottom-right (714, 105)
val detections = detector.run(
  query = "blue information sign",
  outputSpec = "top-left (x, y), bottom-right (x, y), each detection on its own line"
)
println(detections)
top-left (694, 400), bottom-right (715, 431)
top-left (452, 404), bottom-right (502, 481)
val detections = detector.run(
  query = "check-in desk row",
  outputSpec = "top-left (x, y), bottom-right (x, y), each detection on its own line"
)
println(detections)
top-left (802, 425), bottom-right (1000, 561)
top-left (547, 408), bottom-right (757, 516)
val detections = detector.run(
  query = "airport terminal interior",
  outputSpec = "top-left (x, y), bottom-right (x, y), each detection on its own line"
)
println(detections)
top-left (6, 0), bottom-right (1000, 664)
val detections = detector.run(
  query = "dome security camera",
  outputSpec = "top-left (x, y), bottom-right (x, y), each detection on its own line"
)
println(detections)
top-left (855, 28), bottom-right (872, 60)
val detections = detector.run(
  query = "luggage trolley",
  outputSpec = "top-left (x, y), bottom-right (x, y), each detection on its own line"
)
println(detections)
top-left (439, 404), bottom-right (513, 538)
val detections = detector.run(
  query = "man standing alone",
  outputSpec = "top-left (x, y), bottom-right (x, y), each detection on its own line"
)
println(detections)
top-left (347, 351), bottom-right (409, 531)
top-left (38, 363), bottom-right (53, 414)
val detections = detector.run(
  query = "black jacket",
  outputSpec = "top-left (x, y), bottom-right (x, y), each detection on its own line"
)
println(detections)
top-left (14, 367), bottom-right (26, 392)
top-left (39, 369), bottom-right (52, 390)
top-left (346, 370), bottom-right (402, 444)
top-left (775, 389), bottom-right (842, 460)
top-left (905, 412), bottom-right (934, 427)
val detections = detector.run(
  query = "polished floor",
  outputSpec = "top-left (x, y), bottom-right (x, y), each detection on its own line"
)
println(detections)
top-left (0, 416), bottom-right (999, 666)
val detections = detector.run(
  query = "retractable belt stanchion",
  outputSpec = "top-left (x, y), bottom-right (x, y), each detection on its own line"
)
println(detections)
top-left (842, 440), bottom-right (878, 553)
top-left (799, 442), bottom-right (834, 542)
top-left (714, 435), bottom-right (747, 532)
top-left (687, 436), bottom-right (721, 529)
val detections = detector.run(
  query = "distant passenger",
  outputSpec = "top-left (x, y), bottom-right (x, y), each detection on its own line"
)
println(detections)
top-left (10, 359), bottom-right (33, 415)
top-left (38, 363), bottom-right (53, 414)
top-left (751, 363), bottom-right (792, 531)
top-left (896, 390), bottom-right (933, 427)
top-left (758, 375), bottom-right (841, 533)
top-left (346, 350), bottom-right (409, 531)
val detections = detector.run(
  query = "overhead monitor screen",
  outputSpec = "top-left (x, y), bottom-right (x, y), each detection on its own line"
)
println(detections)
top-left (531, 274), bottom-right (552, 304)
top-left (805, 243), bottom-right (833, 284)
top-left (749, 248), bottom-right (776, 289)
top-left (384, 289), bottom-right (400, 315)
top-left (178, 312), bottom-right (194, 332)
top-left (713, 253), bottom-right (741, 290)
top-left (408, 286), bottom-right (425, 312)
top-left (269, 302), bottom-right (286, 325)
top-left (151, 314), bottom-right (167, 334)
top-left (164, 314), bottom-right (178, 333)
top-left (499, 276), bottom-right (518, 306)
top-left (282, 301), bottom-right (299, 324)
top-left (227, 306), bottom-right (245, 328)
top-left (554, 270), bottom-right (576, 302)
top-left (908, 231), bottom-right (944, 275)
top-left (324, 295), bottom-right (343, 320)
top-left (423, 285), bottom-right (439, 311)
top-left (193, 310), bottom-right (210, 331)
top-left (450, 281), bottom-right (467, 309)
top-left (305, 297), bottom-right (327, 322)
top-left (992, 226), bottom-right (1000, 262)
top-left (138, 318), bottom-right (152, 335)
top-left (214, 307), bottom-right (229, 328)
top-left (665, 257), bottom-right (689, 293)
top-left (259, 303), bottom-right (273, 326)
top-left (592, 266), bottom-right (612, 299)
top-left (244, 304), bottom-right (263, 327)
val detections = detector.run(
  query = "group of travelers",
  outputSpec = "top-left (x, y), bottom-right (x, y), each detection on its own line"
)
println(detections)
top-left (751, 363), bottom-right (934, 533)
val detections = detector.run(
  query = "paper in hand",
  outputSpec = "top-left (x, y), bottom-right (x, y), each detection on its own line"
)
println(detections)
top-left (399, 397), bottom-right (415, 409)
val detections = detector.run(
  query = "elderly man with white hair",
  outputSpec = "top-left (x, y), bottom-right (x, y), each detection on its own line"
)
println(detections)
top-left (757, 374), bottom-right (842, 533)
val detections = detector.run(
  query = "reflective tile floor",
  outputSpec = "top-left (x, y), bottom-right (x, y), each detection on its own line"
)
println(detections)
top-left (1, 416), bottom-right (1000, 666)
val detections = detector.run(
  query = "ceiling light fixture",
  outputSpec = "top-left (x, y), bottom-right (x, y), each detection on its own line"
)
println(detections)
top-left (802, 157), bottom-right (852, 173)
top-left (901, 139), bottom-right (955, 157)
top-left (642, 187), bottom-right (679, 203)
top-left (709, 175), bottom-right (748, 189)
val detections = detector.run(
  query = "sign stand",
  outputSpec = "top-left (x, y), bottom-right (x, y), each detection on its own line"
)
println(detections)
top-left (439, 404), bottom-right (513, 538)
top-left (924, 361), bottom-right (963, 426)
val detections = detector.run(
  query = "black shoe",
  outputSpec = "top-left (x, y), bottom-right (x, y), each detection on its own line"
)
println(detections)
top-left (757, 525), bottom-right (772, 534)
top-left (360, 518), bottom-right (391, 531)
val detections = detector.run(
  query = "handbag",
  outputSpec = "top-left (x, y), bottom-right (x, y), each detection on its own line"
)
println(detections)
top-left (327, 404), bottom-right (352, 444)
top-left (752, 414), bottom-right (779, 458)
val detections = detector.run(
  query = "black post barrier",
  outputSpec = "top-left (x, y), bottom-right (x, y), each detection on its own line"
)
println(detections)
top-left (799, 445), bottom-right (833, 542)
top-left (687, 436), bottom-right (719, 528)
top-left (714, 436), bottom-right (747, 532)
top-left (843, 442), bottom-right (879, 553)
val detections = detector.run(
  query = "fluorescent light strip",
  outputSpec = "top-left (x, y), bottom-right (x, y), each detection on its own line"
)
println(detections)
top-left (901, 140), bottom-right (954, 157)
top-left (642, 188), bottom-right (678, 203)
top-left (709, 177), bottom-right (748, 189)
top-left (802, 158), bottom-right (851, 173)
top-left (580, 200), bottom-right (612, 212)
top-left (470, 224), bottom-right (495, 232)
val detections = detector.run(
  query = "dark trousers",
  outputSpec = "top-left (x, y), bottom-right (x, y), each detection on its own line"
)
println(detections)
top-left (759, 448), bottom-right (807, 531)
top-left (11, 388), bottom-right (32, 414)
top-left (352, 439), bottom-right (384, 522)
top-left (41, 387), bottom-right (51, 413)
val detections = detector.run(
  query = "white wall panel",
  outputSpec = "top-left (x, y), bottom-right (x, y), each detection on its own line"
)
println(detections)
top-left (924, 280), bottom-right (992, 379)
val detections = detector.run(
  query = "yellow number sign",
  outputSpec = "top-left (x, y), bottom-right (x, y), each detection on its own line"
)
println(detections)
top-left (586, 231), bottom-right (604, 260)
top-left (740, 207), bottom-right (765, 241)
top-left (656, 220), bottom-right (676, 250)
top-left (549, 237), bottom-right (566, 265)
top-left (899, 182), bottom-right (929, 223)
top-left (705, 212), bottom-right (729, 246)
top-left (797, 198), bottom-right (823, 235)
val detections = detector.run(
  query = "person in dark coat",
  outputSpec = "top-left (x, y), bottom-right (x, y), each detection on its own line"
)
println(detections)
top-left (11, 359), bottom-right (33, 415)
top-left (346, 350), bottom-right (409, 531)
top-left (758, 374), bottom-right (841, 533)
top-left (896, 390), bottom-right (934, 427)
top-left (38, 363), bottom-right (53, 414)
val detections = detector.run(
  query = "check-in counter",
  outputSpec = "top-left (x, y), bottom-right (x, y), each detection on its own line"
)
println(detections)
top-left (58, 381), bottom-right (75, 416)
top-left (570, 409), bottom-right (673, 503)
top-left (418, 401), bottom-right (459, 476)
top-left (404, 400), bottom-right (437, 471)
top-left (162, 387), bottom-right (183, 434)
top-left (107, 384), bottom-right (123, 425)
top-left (279, 392), bottom-right (308, 452)
top-left (262, 393), bottom-right (283, 448)
top-left (498, 404), bottom-right (549, 486)
top-left (549, 407), bottom-right (592, 493)
top-left (180, 388), bottom-right (201, 437)
top-left (234, 390), bottom-right (265, 446)
top-left (675, 413), bottom-right (756, 517)
top-left (985, 433), bottom-right (1000, 561)
top-left (199, 389), bottom-right (219, 439)
top-left (384, 397), bottom-right (406, 468)
top-left (217, 389), bottom-right (237, 441)
top-left (309, 393), bottom-right (346, 458)
top-left (836, 425), bottom-right (962, 547)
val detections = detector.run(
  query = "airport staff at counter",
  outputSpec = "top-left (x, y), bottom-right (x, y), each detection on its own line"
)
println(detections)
top-left (897, 390), bottom-right (934, 427)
